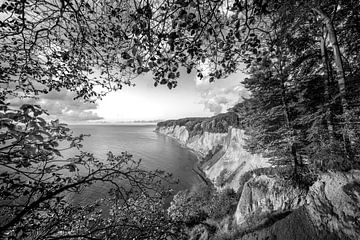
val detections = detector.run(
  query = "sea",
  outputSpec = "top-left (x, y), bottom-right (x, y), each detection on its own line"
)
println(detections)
top-left (64, 124), bottom-right (201, 205)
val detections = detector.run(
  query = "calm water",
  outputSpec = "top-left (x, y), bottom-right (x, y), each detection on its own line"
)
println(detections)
top-left (65, 124), bottom-right (200, 205)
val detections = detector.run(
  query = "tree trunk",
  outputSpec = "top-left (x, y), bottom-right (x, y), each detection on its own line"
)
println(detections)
top-left (320, 34), bottom-right (335, 145)
top-left (313, 7), bottom-right (353, 162)
top-left (279, 71), bottom-right (299, 173)
top-left (313, 8), bottom-right (348, 110)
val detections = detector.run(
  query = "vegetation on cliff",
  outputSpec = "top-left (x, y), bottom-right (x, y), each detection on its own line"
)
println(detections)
top-left (168, 184), bottom-right (238, 239)
top-left (157, 112), bottom-right (239, 137)
top-left (227, 0), bottom-right (360, 181)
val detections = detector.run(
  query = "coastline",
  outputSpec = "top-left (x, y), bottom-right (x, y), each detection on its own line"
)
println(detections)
top-left (192, 163), bottom-right (212, 186)
top-left (154, 128), bottom-right (213, 187)
top-left (189, 149), bottom-right (213, 186)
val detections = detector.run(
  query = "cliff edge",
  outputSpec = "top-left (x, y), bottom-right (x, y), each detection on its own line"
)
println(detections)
top-left (156, 114), bottom-right (360, 239)
top-left (235, 171), bottom-right (360, 240)
top-left (155, 113), bottom-right (270, 190)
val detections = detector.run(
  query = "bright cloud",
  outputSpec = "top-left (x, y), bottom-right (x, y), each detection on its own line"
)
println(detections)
top-left (8, 67), bottom-right (249, 123)
top-left (199, 84), bottom-right (249, 114)
top-left (10, 90), bottom-right (103, 123)
top-left (195, 62), bottom-right (249, 115)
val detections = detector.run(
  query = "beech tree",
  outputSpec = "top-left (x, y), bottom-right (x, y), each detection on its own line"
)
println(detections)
top-left (228, 0), bottom-right (360, 175)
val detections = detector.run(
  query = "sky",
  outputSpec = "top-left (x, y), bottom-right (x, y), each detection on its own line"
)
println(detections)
top-left (11, 69), bottom-right (249, 124)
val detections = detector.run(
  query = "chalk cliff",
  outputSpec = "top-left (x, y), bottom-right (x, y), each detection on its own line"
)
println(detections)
top-left (156, 114), bottom-right (360, 239)
top-left (156, 113), bottom-right (269, 190)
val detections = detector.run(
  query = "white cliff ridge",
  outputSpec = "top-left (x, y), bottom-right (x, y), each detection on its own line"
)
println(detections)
top-left (156, 125), bottom-right (269, 190)
top-left (156, 121), bottom-right (360, 239)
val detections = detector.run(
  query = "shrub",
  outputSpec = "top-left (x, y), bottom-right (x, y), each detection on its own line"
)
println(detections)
top-left (206, 188), bottom-right (237, 220)
top-left (215, 169), bottom-right (229, 188)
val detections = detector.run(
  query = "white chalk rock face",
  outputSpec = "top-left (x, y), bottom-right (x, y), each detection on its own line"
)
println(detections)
top-left (156, 125), bottom-right (189, 144)
top-left (204, 128), bottom-right (270, 190)
top-left (156, 126), bottom-right (269, 190)
top-left (187, 131), bottom-right (228, 156)
top-left (172, 125), bottom-right (189, 144)
top-left (156, 126), bottom-right (175, 135)
top-left (156, 125), bottom-right (228, 155)
top-left (306, 170), bottom-right (360, 240)
top-left (234, 175), bottom-right (306, 226)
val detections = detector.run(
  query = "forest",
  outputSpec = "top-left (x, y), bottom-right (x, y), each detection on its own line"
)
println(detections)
top-left (1, 0), bottom-right (359, 239)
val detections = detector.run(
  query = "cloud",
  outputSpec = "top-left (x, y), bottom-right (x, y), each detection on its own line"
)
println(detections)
top-left (59, 110), bottom-right (103, 121)
top-left (9, 90), bottom-right (103, 123)
top-left (199, 85), bottom-right (249, 114)
top-left (195, 62), bottom-right (250, 115)
top-left (203, 98), bottom-right (225, 114)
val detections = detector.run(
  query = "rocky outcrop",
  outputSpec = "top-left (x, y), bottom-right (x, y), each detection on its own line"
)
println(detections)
top-left (235, 175), bottom-right (306, 227)
top-left (235, 171), bottom-right (360, 240)
top-left (306, 170), bottom-right (360, 240)
top-left (239, 207), bottom-right (323, 240)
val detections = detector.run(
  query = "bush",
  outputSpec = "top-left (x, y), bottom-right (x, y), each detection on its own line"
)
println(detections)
top-left (215, 169), bottom-right (228, 188)
top-left (211, 228), bottom-right (241, 240)
top-left (168, 184), bottom-right (213, 226)
top-left (168, 184), bottom-right (238, 225)
top-left (206, 188), bottom-right (237, 220)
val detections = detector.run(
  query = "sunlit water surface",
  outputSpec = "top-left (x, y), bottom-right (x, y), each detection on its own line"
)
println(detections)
top-left (64, 124), bottom-right (200, 205)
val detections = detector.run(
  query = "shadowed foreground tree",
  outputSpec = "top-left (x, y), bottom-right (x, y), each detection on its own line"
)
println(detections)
top-left (0, 0), bottom-right (195, 238)
top-left (0, 101), bottom-right (185, 239)
top-left (0, 0), bottom-right (138, 100)
top-left (0, 0), bottom-right (232, 97)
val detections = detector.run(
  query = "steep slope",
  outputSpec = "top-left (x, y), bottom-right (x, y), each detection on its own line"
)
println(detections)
top-left (156, 113), bottom-right (360, 239)
top-left (235, 171), bottom-right (360, 240)
top-left (155, 112), bottom-right (269, 190)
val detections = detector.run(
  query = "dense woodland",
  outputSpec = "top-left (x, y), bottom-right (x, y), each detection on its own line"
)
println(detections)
top-left (156, 112), bottom-right (239, 136)
top-left (1, 0), bottom-right (359, 239)
top-left (229, 1), bottom-right (360, 183)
